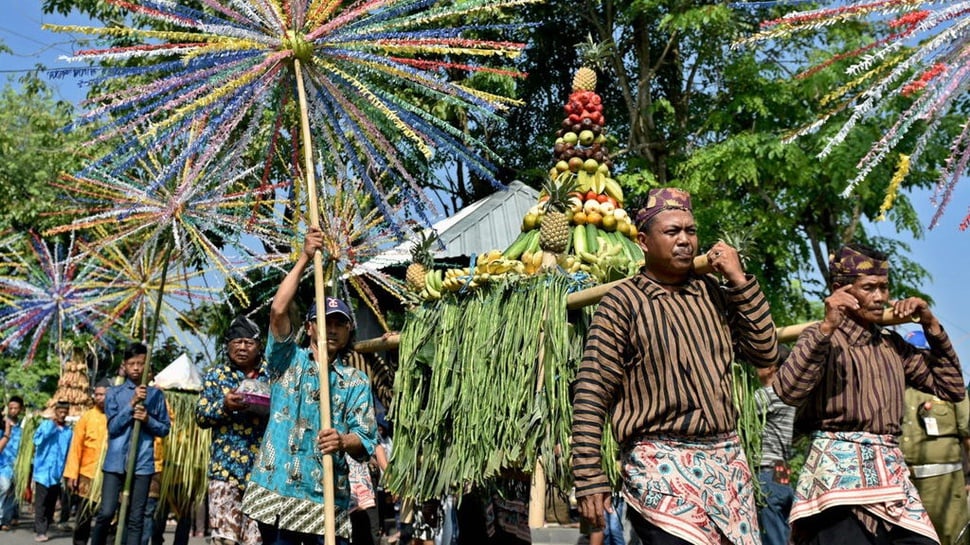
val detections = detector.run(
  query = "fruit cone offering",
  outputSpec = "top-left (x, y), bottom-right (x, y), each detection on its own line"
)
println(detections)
top-left (411, 67), bottom-right (645, 301)
top-left (503, 66), bottom-right (643, 283)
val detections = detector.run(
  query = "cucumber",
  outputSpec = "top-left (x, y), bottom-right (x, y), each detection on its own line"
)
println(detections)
top-left (503, 230), bottom-right (533, 259)
top-left (585, 224), bottom-right (599, 254)
top-left (622, 234), bottom-right (643, 262)
top-left (573, 225), bottom-right (587, 256)
top-left (525, 228), bottom-right (541, 254)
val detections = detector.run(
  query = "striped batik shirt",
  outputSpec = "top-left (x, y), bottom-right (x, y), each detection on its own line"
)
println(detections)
top-left (572, 272), bottom-right (778, 497)
top-left (775, 319), bottom-right (965, 436)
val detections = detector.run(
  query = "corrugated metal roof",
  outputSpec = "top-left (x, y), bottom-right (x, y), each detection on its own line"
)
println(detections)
top-left (355, 181), bottom-right (539, 272)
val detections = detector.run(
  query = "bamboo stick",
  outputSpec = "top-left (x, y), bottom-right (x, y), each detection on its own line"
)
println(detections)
top-left (294, 58), bottom-right (336, 545)
top-left (777, 309), bottom-right (919, 343)
top-left (115, 241), bottom-right (173, 545)
top-left (353, 255), bottom-right (920, 353)
top-left (528, 297), bottom-right (550, 528)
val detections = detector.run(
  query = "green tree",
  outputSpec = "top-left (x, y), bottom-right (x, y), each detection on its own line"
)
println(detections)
top-left (493, 2), bottom-right (960, 324)
top-left (0, 71), bottom-right (90, 233)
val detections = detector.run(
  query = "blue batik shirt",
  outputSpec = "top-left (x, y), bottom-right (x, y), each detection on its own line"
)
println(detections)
top-left (104, 380), bottom-right (171, 475)
top-left (0, 422), bottom-right (21, 479)
top-left (245, 333), bottom-right (377, 522)
top-left (195, 360), bottom-right (270, 490)
top-left (32, 418), bottom-right (73, 487)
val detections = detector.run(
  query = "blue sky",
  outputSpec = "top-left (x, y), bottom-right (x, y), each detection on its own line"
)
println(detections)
top-left (2, 3), bottom-right (969, 372)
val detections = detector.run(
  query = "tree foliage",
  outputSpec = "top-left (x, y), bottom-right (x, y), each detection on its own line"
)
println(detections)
top-left (494, 1), bottom-right (960, 324)
top-left (28, 0), bottom-right (964, 329)
top-left (0, 72), bottom-right (90, 233)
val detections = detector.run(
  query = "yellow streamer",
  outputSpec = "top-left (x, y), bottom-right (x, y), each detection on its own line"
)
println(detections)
top-left (315, 61), bottom-right (433, 158)
top-left (877, 153), bottom-right (911, 221)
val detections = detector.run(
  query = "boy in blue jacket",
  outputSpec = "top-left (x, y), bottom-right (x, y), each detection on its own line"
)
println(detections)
top-left (91, 342), bottom-right (170, 545)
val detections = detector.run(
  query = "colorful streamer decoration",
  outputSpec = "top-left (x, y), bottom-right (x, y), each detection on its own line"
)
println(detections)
top-left (310, 175), bottom-right (411, 331)
top-left (46, 0), bottom-right (535, 233)
top-left (46, 139), bottom-right (293, 307)
top-left (0, 232), bottom-right (106, 364)
top-left (737, 0), bottom-right (970, 229)
top-left (77, 237), bottom-right (223, 345)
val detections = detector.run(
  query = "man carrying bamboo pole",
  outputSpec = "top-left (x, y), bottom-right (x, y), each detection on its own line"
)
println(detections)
top-left (572, 187), bottom-right (779, 545)
top-left (91, 343), bottom-right (171, 545)
top-left (241, 226), bottom-right (378, 545)
top-left (775, 244), bottom-right (965, 545)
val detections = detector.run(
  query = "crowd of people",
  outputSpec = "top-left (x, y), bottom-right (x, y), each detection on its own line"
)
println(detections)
top-left (0, 226), bottom-right (396, 545)
top-left (0, 187), bottom-right (968, 545)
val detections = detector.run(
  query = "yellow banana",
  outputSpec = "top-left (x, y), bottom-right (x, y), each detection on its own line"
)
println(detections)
top-left (578, 250), bottom-right (599, 264)
top-left (603, 177), bottom-right (624, 203)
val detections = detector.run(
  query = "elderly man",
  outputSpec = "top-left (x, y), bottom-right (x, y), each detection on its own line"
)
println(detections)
top-left (776, 244), bottom-right (965, 545)
top-left (196, 315), bottom-right (270, 545)
top-left (572, 187), bottom-right (779, 545)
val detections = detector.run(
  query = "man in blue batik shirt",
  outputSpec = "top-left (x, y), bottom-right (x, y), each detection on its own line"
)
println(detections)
top-left (242, 226), bottom-right (377, 545)
top-left (91, 342), bottom-right (171, 545)
top-left (196, 315), bottom-right (270, 545)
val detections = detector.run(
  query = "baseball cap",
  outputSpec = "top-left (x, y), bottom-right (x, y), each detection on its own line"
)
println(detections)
top-left (306, 297), bottom-right (353, 323)
top-left (905, 330), bottom-right (929, 350)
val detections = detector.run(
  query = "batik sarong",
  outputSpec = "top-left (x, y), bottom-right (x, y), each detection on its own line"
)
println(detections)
top-left (790, 431), bottom-right (937, 542)
top-left (622, 432), bottom-right (761, 545)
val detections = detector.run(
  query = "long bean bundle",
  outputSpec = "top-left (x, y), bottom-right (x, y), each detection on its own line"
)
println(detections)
top-left (13, 414), bottom-right (38, 506)
top-left (156, 391), bottom-right (211, 516)
top-left (732, 361), bottom-right (766, 501)
top-left (386, 273), bottom-right (603, 501)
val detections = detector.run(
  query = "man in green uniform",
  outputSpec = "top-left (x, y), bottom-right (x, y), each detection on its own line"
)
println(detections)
top-left (901, 330), bottom-right (970, 545)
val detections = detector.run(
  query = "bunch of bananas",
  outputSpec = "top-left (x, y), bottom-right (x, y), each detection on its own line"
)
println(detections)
top-left (475, 250), bottom-right (523, 276)
top-left (419, 268), bottom-right (446, 300)
top-left (518, 250), bottom-right (545, 275)
top-left (419, 250), bottom-right (531, 301)
top-left (573, 242), bottom-right (636, 283)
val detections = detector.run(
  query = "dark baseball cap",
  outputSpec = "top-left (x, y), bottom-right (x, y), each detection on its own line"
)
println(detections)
top-left (306, 297), bottom-right (353, 323)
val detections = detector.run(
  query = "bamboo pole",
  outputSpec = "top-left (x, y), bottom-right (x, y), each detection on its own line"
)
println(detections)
top-left (777, 308), bottom-right (918, 343)
top-left (294, 58), bottom-right (336, 545)
top-left (353, 255), bottom-right (921, 353)
top-left (528, 297), bottom-right (551, 529)
top-left (115, 242), bottom-right (173, 545)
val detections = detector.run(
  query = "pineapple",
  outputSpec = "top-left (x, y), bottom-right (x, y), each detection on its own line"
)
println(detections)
top-left (539, 178), bottom-right (577, 253)
top-left (572, 66), bottom-right (597, 92)
top-left (406, 230), bottom-right (437, 291)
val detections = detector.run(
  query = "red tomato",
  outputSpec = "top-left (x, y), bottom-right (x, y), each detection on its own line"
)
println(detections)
top-left (585, 191), bottom-right (598, 202)
top-left (596, 194), bottom-right (609, 203)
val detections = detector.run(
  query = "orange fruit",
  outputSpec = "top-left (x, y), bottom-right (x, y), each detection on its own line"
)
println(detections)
top-left (572, 211), bottom-right (587, 225)
top-left (586, 211), bottom-right (602, 226)
top-left (601, 215), bottom-right (617, 232)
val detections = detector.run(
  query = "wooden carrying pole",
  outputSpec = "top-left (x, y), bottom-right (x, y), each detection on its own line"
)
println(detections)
top-left (528, 298), bottom-right (552, 528)
top-left (353, 254), bottom-right (920, 353)
top-left (294, 58), bottom-right (337, 545)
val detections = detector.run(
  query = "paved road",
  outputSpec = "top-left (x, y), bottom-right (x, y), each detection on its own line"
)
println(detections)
top-left (0, 522), bottom-right (209, 545)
